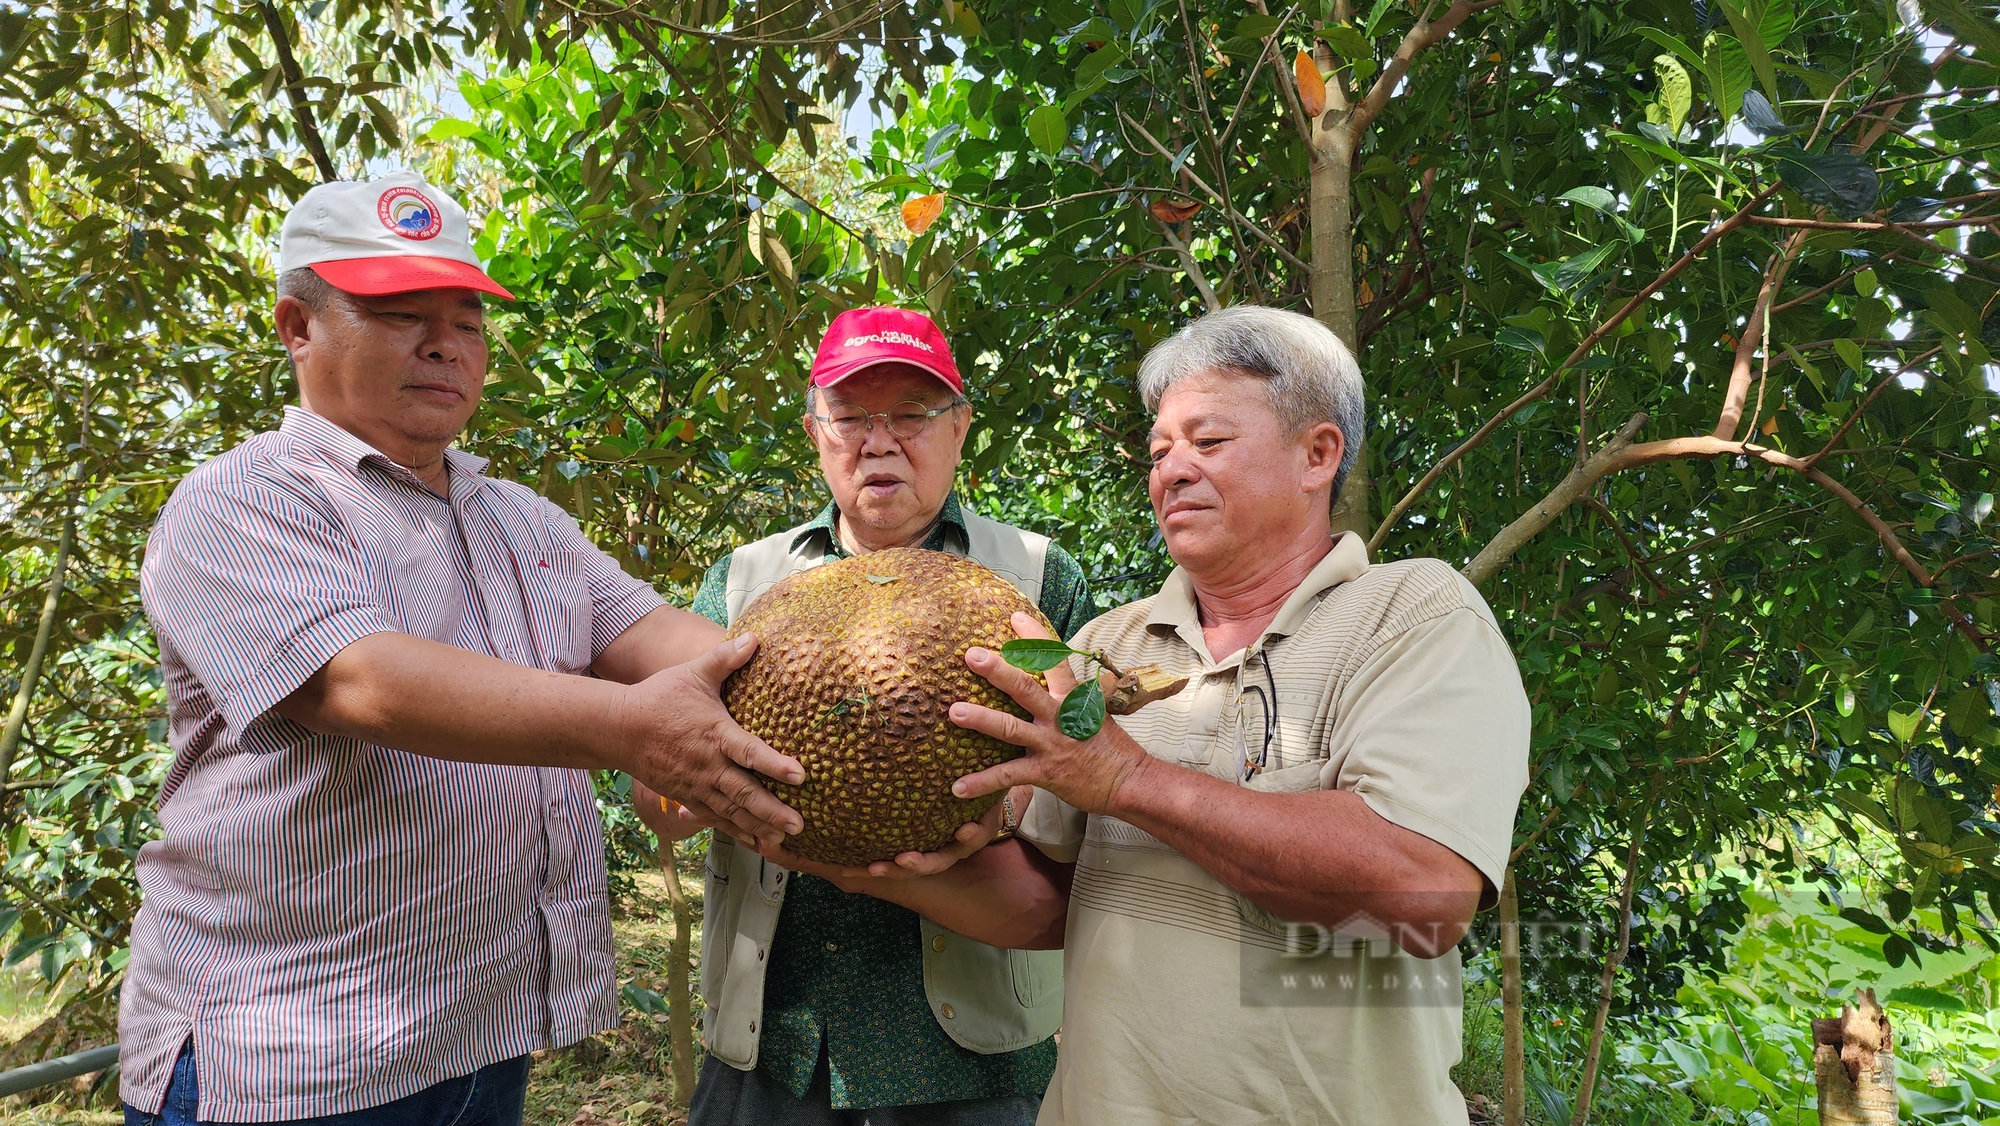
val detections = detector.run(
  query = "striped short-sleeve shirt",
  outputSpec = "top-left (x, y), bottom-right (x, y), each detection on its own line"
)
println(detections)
top-left (123, 407), bottom-right (666, 1121)
top-left (1020, 532), bottom-right (1531, 1126)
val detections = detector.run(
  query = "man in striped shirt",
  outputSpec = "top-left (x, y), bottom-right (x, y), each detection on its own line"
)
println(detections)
top-left (122, 173), bottom-right (805, 1125)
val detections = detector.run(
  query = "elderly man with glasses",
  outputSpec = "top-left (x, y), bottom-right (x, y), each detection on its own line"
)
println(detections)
top-left (777, 305), bottom-right (1532, 1125)
top-left (633, 306), bottom-right (1093, 1125)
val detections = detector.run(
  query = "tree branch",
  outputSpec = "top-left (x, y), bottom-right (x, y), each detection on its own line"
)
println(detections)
top-left (1462, 419), bottom-right (1991, 649)
top-left (1371, 185), bottom-right (1781, 553)
top-left (1156, 218), bottom-right (1221, 311)
top-left (1247, 0), bottom-right (1315, 147)
top-left (1464, 412), bottom-right (1649, 586)
top-left (1119, 108), bottom-right (1310, 271)
top-left (1568, 806), bottom-right (1648, 1126)
top-left (0, 504), bottom-right (75, 816)
top-left (1345, 0), bottom-right (1500, 144)
top-left (256, 0), bottom-right (338, 182)
top-left (1713, 231), bottom-right (1805, 442)
top-left (1799, 345), bottom-right (1942, 471)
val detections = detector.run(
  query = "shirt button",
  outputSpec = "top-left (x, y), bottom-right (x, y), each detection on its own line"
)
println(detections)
top-left (824, 941), bottom-right (838, 953)
top-left (749, 1020), bottom-right (757, 1033)
top-left (940, 1003), bottom-right (956, 1020)
top-left (756, 949), bottom-right (765, 962)
top-left (931, 935), bottom-right (947, 953)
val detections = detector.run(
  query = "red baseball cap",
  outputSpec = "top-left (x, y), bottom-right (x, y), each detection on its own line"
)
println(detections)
top-left (810, 307), bottom-right (963, 394)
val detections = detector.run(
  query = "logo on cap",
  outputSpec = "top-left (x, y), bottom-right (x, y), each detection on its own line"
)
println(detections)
top-left (376, 186), bottom-right (442, 241)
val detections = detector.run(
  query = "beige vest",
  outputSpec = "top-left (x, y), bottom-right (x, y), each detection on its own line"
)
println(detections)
top-left (699, 508), bottom-right (1066, 1071)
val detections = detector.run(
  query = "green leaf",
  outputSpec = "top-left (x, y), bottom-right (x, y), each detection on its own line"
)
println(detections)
top-left (1232, 14), bottom-right (1281, 41)
top-left (1923, 0), bottom-right (2000, 59)
top-left (1832, 337), bottom-right (1866, 374)
top-left (1074, 43), bottom-right (1127, 93)
top-left (1058, 678), bottom-right (1107, 740)
top-left (1887, 703), bottom-right (1921, 744)
top-left (1739, 89), bottom-right (1794, 136)
top-left (1557, 186), bottom-right (1616, 212)
top-left (1838, 906), bottom-right (1891, 934)
top-left (1633, 27), bottom-right (1705, 73)
top-left (1705, 35), bottom-right (1755, 120)
top-left (1886, 985), bottom-right (1967, 1012)
top-left (1000, 638), bottom-right (1080, 672)
top-left (1553, 239), bottom-right (1625, 291)
top-left (1025, 104), bottom-right (1067, 157)
top-left (428, 118), bottom-right (481, 141)
top-left (1887, 196), bottom-right (1943, 223)
top-left (1653, 54), bottom-right (1691, 134)
top-left (1718, 2), bottom-right (1777, 99)
top-left (1770, 147), bottom-right (1880, 220)
top-left (1319, 23), bottom-right (1372, 61)
top-left (1946, 688), bottom-right (1992, 736)
top-left (1360, 0), bottom-right (1397, 36)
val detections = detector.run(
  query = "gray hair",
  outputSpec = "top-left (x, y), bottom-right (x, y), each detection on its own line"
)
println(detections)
top-left (278, 266), bottom-right (338, 310)
top-left (1137, 305), bottom-right (1365, 496)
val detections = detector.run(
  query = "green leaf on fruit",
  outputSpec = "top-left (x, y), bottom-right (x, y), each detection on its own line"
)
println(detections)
top-left (1000, 638), bottom-right (1080, 672)
top-left (1058, 678), bottom-right (1107, 740)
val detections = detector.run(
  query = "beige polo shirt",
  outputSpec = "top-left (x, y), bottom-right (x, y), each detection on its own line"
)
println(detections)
top-left (1019, 532), bottom-right (1530, 1126)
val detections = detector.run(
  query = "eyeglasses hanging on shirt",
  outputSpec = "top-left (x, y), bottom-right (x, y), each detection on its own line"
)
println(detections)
top-left (1231, 652), bottom-right (1281, 783)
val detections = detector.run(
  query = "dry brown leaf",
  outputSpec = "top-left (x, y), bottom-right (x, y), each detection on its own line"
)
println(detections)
top-left (1761, 414), bottom-right (1780, 436)
top-left (1294, 50), bottom-right (1327, 118)
top-left (1147, 197), bottom-right (1202, 224)
top-left (901, 192), bottom-right (945, 234)
top-left (1356, 277), bottom-right (1375, 305)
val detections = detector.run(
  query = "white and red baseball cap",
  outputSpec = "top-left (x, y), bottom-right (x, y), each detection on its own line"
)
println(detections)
top-left (810, 307), bottom-right (963, 394)
top-left (278, 171), bottom-right (514, 300)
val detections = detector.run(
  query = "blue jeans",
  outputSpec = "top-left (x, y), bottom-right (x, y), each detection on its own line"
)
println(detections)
top-left (123, 1044), bottom-right (530, 1126)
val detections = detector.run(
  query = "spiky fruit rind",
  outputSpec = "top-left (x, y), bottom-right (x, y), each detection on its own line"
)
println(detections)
top-left (721, 548), bottom-right (1052, 867)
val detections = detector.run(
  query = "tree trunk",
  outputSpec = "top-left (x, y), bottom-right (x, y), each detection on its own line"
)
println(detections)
top-left (0, 505), bottom-right (77, 807)
top-left (1814, 990), bottom-right (1897, 1125)
top-left (1306, 45), bottom-right (1372, 540)
top-left (1499, 868), bottom-right (1526, 1126)
top-left (1569, 811), bottom-right (1647, 1126)
top-left (660, 842), bottom-right (699, 1107)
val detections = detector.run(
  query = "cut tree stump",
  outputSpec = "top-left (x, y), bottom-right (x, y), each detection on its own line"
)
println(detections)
top-left (1813, 989), bottom-right (1896, 1125)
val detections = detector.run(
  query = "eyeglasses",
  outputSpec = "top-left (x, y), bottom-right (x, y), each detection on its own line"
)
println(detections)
top-left (809, 399), bottom-right (965, 442)
top-left (1233, 655), bottom-right (1281, 782)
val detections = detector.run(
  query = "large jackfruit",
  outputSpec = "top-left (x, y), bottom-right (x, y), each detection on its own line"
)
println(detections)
top-left (722, 548), bottom-right (1050, 867)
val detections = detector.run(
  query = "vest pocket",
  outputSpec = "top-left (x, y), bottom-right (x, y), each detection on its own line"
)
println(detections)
top-left (1009, 947), bottom-right (1060, 1008)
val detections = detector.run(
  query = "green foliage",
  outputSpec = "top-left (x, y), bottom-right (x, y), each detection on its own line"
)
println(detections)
top-left (1625, 874), bottom-right (2000, 1123)
top-left (3, 0), bottom-right (1999, 1053)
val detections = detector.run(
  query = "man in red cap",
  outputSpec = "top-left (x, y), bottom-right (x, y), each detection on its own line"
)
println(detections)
top-left (122, 172), bottom-right (805, 1125)
top-left (633, 306), bottom-right (1094, 1125)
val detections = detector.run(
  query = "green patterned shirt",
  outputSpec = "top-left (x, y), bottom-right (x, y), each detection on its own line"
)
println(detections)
top-left (690, 494), bottom-right (1093, 1108)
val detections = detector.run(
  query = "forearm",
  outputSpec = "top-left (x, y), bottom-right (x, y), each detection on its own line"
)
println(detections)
top-left (1107, 757), bottom-right (1481, 956)
top-left (594, 605), bottom-right (725, 684)
top-left (835, 841), bottom-right (1072, 950)
top-left (277, 631), bottom-right (628, 770)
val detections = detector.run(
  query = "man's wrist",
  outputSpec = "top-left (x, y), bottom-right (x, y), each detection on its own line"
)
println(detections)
top-left (580, 676), bottom-right (640, 774)
top-left (1100, 747), bottom-right (1168, 822)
